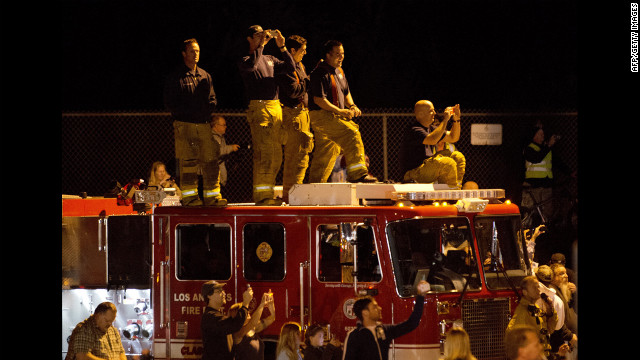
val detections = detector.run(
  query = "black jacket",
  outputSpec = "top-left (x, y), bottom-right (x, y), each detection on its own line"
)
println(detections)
top-left (201, 306), bottom-right (248, 360)
top-left (343, 295), bottom-right (425, 360)
top-left (163, 64), bottom-right (217, 124)
top-left (302, 343), bottom-right (341, 360)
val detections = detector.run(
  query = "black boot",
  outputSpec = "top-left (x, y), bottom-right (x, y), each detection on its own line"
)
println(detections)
top-left (349, 174), bottom-right (379, 183)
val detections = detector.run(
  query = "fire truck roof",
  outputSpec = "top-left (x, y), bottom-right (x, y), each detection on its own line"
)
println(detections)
top-left (122, 183), bottom-right (510, 213)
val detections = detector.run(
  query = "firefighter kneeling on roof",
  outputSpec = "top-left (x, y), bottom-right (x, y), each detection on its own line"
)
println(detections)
top-left (342, 280), bottom-right (430, 360)
top-left (400, 101), bottom-right (466, 189)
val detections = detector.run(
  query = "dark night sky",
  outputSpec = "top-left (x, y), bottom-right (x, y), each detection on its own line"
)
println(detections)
top-left (61, 0), bottom-right (578, 112)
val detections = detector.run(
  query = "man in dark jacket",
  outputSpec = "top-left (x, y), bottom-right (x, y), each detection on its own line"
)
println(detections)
top-left (342, 280), bottom-right (430, 360)
top-left (277, 34), bottom-right (313, 203)
top-left (164, 38), bottom-right (225, 206)
top-left (201, 281), bottom-right (253, 360)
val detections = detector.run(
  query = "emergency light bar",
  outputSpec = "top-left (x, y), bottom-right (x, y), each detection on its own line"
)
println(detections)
top-left (390, 188), bottom-right (505, 202)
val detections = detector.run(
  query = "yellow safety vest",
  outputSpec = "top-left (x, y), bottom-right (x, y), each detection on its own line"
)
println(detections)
top-left (525, 143), bottom-right (553, 179)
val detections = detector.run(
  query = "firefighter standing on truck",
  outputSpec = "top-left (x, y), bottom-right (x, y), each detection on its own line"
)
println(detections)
top-left (164, 38), bottom-right (226, 207)
top-left (277, 35), bottom-right (313, 203)
top-left (307, 40), bottom-right (377, 184)
top-left (238, 25), bottom-right (296, 206)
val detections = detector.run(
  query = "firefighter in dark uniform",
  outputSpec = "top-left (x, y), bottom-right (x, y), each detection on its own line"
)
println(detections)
top-left (307, 40), bottom-right (376, 184)
top-left (277, 35), bottom-right (313, 203)
top-left (164, 38), bottom-right (225, 206)
top-left (238, 25), bottom-right (296, 205)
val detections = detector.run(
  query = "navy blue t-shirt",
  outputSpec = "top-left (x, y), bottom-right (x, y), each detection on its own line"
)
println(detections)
top-left (399, 120), bottom-right (435, 175)
top-left (308, 62), bottom-right (350, 111)
top-left (238, 46), bottom-right (295, 102)
top-left (278, 60), bottom-right (309, 108)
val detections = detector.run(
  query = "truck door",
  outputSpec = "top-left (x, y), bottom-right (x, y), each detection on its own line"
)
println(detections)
top-left (234, 215), bottom-right (310, 340)
top-left (307, 215), bottom-right (383, 342)
top-left (153, 214), bottom-right (235, 359)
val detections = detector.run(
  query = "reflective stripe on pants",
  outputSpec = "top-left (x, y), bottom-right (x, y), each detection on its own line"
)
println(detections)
top-left (173, 121), bottom-right (222, 201)
top-left (308, 110), bottom-right (368, 183)
top-left (247, 100), bottom-right (284, 202)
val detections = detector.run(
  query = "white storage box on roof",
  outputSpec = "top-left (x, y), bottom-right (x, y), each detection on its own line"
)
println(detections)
top-left (288, 183), bottom-right (358, 205)
top-left (288, 183), bottom-right (505, 206)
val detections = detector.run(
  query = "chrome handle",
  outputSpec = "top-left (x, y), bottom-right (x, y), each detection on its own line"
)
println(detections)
top-left (97, 218), bottom-right (104, 251)
top-left (299, 261), bottom-right (309, 328)
top-left (160, 260), bottom-right (168, 327)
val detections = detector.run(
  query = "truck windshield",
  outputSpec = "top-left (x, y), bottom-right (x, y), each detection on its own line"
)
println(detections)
top-left (474, 215), bottom-right (529, 290)
top-left (387, 217), bottom-right (481, 297)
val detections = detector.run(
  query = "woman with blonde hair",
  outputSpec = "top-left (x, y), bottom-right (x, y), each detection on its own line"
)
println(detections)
top-left (148, 161), bottom-right (182, 198)
top-left (276, 322), bottom-right (302, 360)
top-left (442, 327), bottom-right (477, 360)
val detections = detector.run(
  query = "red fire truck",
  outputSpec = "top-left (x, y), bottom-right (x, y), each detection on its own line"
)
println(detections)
top-left (62, 183), bottom-right (530, 360)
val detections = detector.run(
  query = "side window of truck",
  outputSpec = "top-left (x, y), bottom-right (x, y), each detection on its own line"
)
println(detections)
top-left (317, 225), bottom-right (342, 282)
top-left (317, 224), bottom-right (381, 283)
top-left (387, 217), bottom-right (480, 296)
top-left (176, 224), bottom-right (232, 280)
top-left (474, 215), bottom-right (529, 289)
top-left (243, 223), bottom-right (286, 281)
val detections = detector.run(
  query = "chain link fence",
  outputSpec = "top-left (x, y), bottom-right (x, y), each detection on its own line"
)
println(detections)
top-left (62, 109), bottom-right (577, 205)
